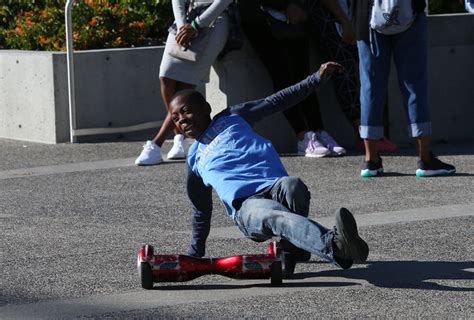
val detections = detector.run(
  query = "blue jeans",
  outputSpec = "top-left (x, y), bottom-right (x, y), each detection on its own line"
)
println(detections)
top-left (233, 176), bottom-right (336, 264)
top-left (358, 13), bottom-right (432, 139)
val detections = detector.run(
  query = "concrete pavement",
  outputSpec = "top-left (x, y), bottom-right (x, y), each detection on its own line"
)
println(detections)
top-left (1, 138), bottom-right (473, 318)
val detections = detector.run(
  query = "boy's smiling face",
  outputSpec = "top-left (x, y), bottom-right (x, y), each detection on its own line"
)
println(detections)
top-left (170, 90), bottom-right (212, 139)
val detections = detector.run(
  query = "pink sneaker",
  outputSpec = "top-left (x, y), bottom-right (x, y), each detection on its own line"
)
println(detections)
top-left (297, 131), bottom-right (331, 158)
top-left (377, 137), bottom-right (398, 153)
top-left (318, 131), bottom-right (346, 156)
top-left (354, 138), bottom-right (398, 153)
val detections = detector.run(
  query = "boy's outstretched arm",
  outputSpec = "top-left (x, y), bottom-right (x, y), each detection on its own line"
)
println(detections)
top-left (186, 165), bottom-right (213, 257)
top-left (224, 62), bottom-right (342, 125)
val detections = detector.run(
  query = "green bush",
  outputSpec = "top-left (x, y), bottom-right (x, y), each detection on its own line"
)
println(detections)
top-left (0, 0), bottom-right (174, 51)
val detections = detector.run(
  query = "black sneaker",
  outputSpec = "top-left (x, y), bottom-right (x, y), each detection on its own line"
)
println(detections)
top-left (333, 208), bottom-right (369, 262)
top-left (416, 154), bottom-right (456, 177)
top-left (333, 255), bottom-right (354, 270)
top-left (361, 157), bottom-right (384, 177)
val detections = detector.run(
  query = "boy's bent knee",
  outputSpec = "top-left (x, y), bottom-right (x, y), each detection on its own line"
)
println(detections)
top-left (279, 177), bottom-right (310, 197)
top-left (275, 177), bottom-right (311, 215)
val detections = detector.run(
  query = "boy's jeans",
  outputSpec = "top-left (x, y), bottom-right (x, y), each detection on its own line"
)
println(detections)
top-left (233, 176), bottom-right (335, 263)
top-left (358, 13), bottom-right (432, 139)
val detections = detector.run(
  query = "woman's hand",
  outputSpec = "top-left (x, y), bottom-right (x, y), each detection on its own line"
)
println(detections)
top-left (176, 23), bottom-right (197, 48)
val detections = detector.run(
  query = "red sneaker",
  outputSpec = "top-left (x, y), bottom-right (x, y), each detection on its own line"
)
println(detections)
top-left (377, 137), bottom-right (398, 152)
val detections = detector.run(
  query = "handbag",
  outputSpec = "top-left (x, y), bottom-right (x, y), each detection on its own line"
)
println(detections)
top-left (167, 23), bottom-right (212, 62)
top-left (167, 0), bottom-right (212, 62)
top-left (370, 0), bottom-right (416, 35)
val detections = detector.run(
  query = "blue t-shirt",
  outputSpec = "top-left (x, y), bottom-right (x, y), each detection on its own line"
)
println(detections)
top-left (187, 114), bottom-right (288, 217)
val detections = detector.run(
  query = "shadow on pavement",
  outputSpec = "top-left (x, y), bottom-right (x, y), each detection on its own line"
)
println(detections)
top-left (153, 281), bottom-right (358, 291)
top-left (295, 260), bottom-right (474, 291)
top-left (153, 260), bottom-right (473, 291)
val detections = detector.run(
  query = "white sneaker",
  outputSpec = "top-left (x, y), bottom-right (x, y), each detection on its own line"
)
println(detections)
top-left (318, 130), bottom-right (346, 156)
top-left (297, 131), bottom-right (331, 158)
top-left (135, 140), bottom-right (163, 166)
top-left (167, 134), bottom-right (187, 160)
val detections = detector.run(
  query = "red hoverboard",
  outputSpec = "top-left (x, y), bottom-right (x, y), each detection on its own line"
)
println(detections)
top-left (137, 241), bottom-right (283, 289)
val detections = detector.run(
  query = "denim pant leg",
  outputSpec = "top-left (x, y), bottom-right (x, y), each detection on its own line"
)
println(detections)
top-left (266, 177), bottom-right (311, 261)
top-left (393, 13), bottom-right (432, 137)
top-left (234, 198), bottom-right (335, 263)
top-left (357, 33), bottom-right (392, 139)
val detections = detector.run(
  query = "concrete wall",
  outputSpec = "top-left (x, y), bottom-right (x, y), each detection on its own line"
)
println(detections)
top-left (0, 47), bottom-right (167, 143)
top-left (73, 47), bottom-right (166, 130)
top-left (0, 14), bottom-right (473, 148)
top-left (0, 51), bottom-right (58, 143)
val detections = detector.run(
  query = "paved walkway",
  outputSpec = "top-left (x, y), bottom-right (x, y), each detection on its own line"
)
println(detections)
top-left (1, 139), bottom-right (473, 318)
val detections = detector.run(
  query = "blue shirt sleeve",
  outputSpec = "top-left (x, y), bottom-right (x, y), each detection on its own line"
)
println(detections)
top-left (217, 71), bottom-right (324, 126)
top-left (186, 164), bottom-right (213, 257)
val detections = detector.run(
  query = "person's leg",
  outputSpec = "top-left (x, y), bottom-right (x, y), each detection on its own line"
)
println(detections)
top-left (393, 13), bottom-right (455, 176)
top-left (308, 2), bottom-right (361, 129)
top-left (265, 177), bottom-right (312, 265)
top-left (135, 78), bottom-right (195, 165)
top-left (392, 13), bottom-right (432, 158)
top-left (286, 36), bottom-right (347, 156)
top-left (284, 37), bottom-right (339, 157)
top-left (241, 19), bottom-right (329, 157)
top-left (135, 78), bottom-right (193, 165)
top-left (235, 198), bottom-right (334, 261)
top-left (159, 78), bottom-right (196, 159)
top-left (234, 197), bottom-right (369, 271)
top-left (357, 31), bottom-right (392, 176)
top-left (244, 23), bottom-right (319, 136)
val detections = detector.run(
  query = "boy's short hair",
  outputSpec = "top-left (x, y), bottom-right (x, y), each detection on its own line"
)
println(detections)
top-left (170, 89), bottom-right (207, 107)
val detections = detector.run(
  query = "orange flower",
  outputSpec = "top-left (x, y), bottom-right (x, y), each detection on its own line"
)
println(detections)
top-left (84, 0), bottom-right (97, 7)
top-left (114, 36), bottom-right (123, 46)
top-left (89, 17), bottom-right (98, 26)
top-left (14, 27), bottom-right (24, 35)
top-left (39, 35), bottom-right (51, 45)
top-left (25, 17), bottom-right (33, 27)
top-left (129, 21), bottom-right (145, 28)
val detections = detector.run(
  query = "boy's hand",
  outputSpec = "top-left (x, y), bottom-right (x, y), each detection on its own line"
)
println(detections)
top-left (319, 62), bottom-right (343, 79)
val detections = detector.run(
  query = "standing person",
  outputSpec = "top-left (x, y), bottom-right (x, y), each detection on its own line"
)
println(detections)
top-left (351, 0), bottom-right (456, 177)
top-left (307, 0), bottom-right (398, 152)
top-left (135, 0), bottom-right (232, 165)
top-left (238, 0), bottom-right (346, 158)
top-left (171, 62), bottom-right (369, 277)
top-left (464, 0), bottom-right (474, 13)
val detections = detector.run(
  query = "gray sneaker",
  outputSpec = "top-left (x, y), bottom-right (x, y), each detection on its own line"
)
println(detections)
top-left (333, 208), bottom-right (369, 262)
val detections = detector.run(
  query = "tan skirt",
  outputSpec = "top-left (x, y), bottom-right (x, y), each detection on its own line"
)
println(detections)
top-left (159, 14), bottom-right (229, 85)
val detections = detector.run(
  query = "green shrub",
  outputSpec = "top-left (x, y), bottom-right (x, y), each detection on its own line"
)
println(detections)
top-left (0, 0), bottom-right (173, 51)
